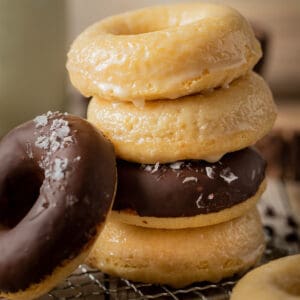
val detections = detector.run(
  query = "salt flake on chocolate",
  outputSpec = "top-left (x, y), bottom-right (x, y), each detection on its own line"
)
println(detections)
top-left (50, 119), bottom-right (70, 138)
top-left (182, 177), bottom-right (198, 183)
top-left (34, 115), bottom-right (48, 128)
top-left (34, 113), bottom-right (75, 186)
top-left (35, 136), bottom-right (49, 149)
top-left (205, 167), bottom-right (215, 179)
top-left (49, 158), bottom-right (68, 181)
top-left (170, 161), bottom-right (184, 170)
top-left (208, 193), bottom-right (214, 200)
top-left (220, 167), bottom-right (238, 183)
top-left (151, 162), bottom-right (160, 174)
top-left (144, 165), bottom-right (153, 172)
top-left (196, 193), bottom-right (204, 208)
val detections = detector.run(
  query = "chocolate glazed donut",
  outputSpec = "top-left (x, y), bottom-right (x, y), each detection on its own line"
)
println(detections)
top-left (114, 148), bottom-right (266, 217)
top-left (0, 112), bottom-right (116, 293)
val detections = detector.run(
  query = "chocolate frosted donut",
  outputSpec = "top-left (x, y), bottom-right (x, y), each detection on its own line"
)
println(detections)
top-left (0, 112), bottom-right (116, 299)
top-left (112, 148), bottom-right (266, 229)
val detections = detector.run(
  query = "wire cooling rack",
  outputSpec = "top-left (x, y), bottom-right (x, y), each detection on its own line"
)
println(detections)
top-left (39, 242), bottom-right (290, 300)
top-left (36, 179), bottom-right (299, 299)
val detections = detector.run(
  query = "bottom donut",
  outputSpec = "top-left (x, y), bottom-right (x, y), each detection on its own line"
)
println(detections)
top-left (87, 208), bottom-right (265, 288)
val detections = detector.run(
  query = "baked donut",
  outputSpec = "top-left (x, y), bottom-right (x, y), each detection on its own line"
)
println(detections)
top-left (0, 112), bottom-right (116, 300)
top-left (231, 254), bottom-right (300, 300)
top-left (112, 147), bottom-right (266, 229)
top-left (88, 72), bottom-right (276, 164)
top-left (67, 3), bottom-right (261, 102)
top-left (87, 208), bottom-right (265, 288)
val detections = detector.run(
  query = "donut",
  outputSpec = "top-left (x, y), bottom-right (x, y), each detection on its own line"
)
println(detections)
top-left (87, 72), bottom-right (276, 164)
top-left (112, 147), bottom-right (266, 229)
top-left (0, 112), bottom-right (116, 300)
top-left (87, 208), bottom-right (265, 288)
top-left (231, 254), bottom-right (300, 300)
top-left (67, 3), bottom-right (261, 102)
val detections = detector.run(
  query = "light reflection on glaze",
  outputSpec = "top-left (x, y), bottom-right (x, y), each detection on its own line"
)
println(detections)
top-left (67, 3), bottom-right (261, 102)
top-left (87, 72), bottom-right (276, 164)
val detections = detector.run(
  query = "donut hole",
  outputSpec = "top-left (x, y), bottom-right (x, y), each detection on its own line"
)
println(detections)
top-left (0, 167), bottom-right (44, 228)
top-left (104, 9), bottom-right (208, 35)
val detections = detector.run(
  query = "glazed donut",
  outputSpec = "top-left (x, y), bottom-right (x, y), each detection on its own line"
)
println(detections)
top-left (87, 208), bottom-right (265, 288)
top-left (112, 147), bottom-right (266, 229)
top-left (0, 112), bottom-right (116, 300)
top-left (67, 3), bottom-right (261, 102)
top-left (88, 72), bottom-right (276, 163)
top-left (231, 254), bottom-right (300, 300)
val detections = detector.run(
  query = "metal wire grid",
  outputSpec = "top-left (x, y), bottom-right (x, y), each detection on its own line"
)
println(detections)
top-left (36, 179), bottom-right (299, 300)
top-left (43, 265), bottom-right (235, 300)
top-left (40, 242), bottom-right (290, 300)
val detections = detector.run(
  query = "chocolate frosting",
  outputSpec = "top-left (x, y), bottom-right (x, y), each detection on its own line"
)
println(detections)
top-left (0, 112), bottom-right (116, 293)
top-left (113, 148), bottom-right (265, 217)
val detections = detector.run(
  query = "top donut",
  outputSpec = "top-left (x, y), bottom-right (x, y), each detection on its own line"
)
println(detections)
top-left (67, 3), bottom-right (261, 102)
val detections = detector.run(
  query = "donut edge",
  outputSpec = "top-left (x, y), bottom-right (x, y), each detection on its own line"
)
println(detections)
top-left (111, 179), bottom-right (266, 229)
top-left (87, 208), bottom-right (265, 288)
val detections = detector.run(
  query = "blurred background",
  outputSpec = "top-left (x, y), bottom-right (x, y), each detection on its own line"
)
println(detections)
top-left (0, 0), bottom-right (299, 127)
top-left (0, 0), bottom-right (299, 126)
top-left (0, 0), bottom-right (300, 185)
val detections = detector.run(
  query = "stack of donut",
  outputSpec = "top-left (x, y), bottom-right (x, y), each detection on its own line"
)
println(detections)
top-left (67, 3), bottom-right (277, 287)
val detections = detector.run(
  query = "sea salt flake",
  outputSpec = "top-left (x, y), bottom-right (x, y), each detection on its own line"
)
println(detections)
top-left (144, 165), bottom-right (153, 172)
top-left (170, 161), bottom-right (184, 170)
top-left (50, 158), bottom-right (68, 180)
top-left (49, 132), bottom-right (61, 152)
top-left (64, 136), bottom-right (73, 143)
top-left (34, 115), bottom-right (48, 127)
top-left (39, 156), bottom-right (50, 169)
top-left (35, 136), bottom-right (49, 149)
top-left (205, 167), bottom-right (215, 179)
top-left (208, 193), bottom-right (214, 200)
top-left (46, 111), bottom-right (54, 117)
top-left (196, 193), bottom-right (204, 208)
top-left (50, 119), bottom-right (70, 137)
top-left (57, 125), bottom-right (70, 138)
top-left (220, 167), bottom-right (238, 183)
top-left (182, 177), bottom-right (198, 184)
top-left (151, 162), bottom-right (160, 174)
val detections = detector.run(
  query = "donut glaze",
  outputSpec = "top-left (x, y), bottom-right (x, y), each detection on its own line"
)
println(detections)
top-left (88, 72), bottom-right (276, 164)
top-left (67, 3), bottom-right (261, 102)
top-left (0, 112), bottom-right (116, 293)
top-left (87, 209), bottom-right (265, 288)
top-left (113, 148), bottom-right (265, 218)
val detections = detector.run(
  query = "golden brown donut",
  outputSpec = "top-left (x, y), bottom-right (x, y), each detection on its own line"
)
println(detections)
top-left (231, 254), bottom-right (300, 300)
top-left (87, 208), bottom-right (265, 288)
top-left (88, 72), bottom-right (276, 164)
top-left (67, 3), bottom-right (261, 102)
